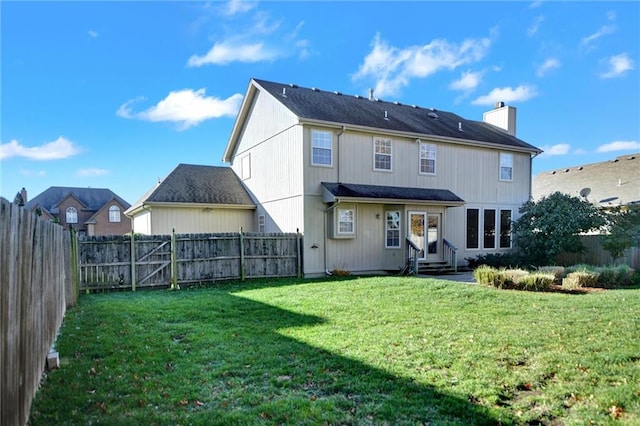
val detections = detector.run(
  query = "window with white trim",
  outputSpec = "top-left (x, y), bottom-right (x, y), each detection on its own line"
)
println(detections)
top-left (311, 130), bottom-right (332, 166)
top-left (66, 207), bottom-right (78, 224)
top-left (499, 209), bottom-right (512, 248)
top-left (108, 205), bottom-right (121, 223)
top-left (337, 208), bottom-right (355, 235)
top-left (385, 211), bottom-right (401, 248)
top-left (419, 143), bottom-right (436, 174)
top-left (466, 208), bottom-right (479, 249)
top-left (374, 138), bottom-right (392, 171)
top-left (500, 153), bottom-right (513, 181)
top-left (483, 209), bottom-right (496, 249)
top-left (258, 214), bottom-right (265, 233)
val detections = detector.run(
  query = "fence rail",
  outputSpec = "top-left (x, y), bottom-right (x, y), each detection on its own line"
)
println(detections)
top-left (1, 198), bottom-right (72, 426)
top-left (75, 230), bottom-right (303, 291)
top-left (557, 234), bottom-right (639, 269)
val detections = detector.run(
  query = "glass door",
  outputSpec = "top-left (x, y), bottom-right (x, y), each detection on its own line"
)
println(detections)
top-left (427, 213), bottom-right (442, 262)
top-left (408, 212), bottom-right (426, 260)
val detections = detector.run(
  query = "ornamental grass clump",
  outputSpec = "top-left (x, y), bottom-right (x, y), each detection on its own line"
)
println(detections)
top-left (516, 273), bottom-right (555, 291)
top-left (562, 271), bottom-right (598, 290)
top-left (535, 266), bottom-right (566, 285)
top-left (473, 266), bottom-right (552, 292)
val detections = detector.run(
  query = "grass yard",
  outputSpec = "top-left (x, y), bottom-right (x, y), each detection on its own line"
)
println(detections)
top-left (30, 276), bottom-right (640, 425)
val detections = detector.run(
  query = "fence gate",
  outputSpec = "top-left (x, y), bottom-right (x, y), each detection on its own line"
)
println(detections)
top-left (135, 238), bottom-right (172, 287)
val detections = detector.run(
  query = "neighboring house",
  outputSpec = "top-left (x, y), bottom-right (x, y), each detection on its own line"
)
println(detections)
top-left (24, 186), bottom-right (131, 236)
top-left (125, 164), bottom-right (255, 235)
top-left (223, 78), bottom-right (542, 276)
top-left (533, 153), bottom-right (640, 207)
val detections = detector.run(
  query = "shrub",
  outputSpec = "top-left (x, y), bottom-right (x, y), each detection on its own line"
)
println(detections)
top-left (562, 271), bottom-right (598, 290)
top-left (466, 252), bottom-right (527, 269)
top-left (517, 273), bottom-right (555, 291)
top-left (595, 265), bottom-right (634, 288)
top-left (535, 266), bottom-right (566, 284)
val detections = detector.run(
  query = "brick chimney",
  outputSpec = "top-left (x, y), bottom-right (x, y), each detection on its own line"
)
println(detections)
top-left (483, 101), bottom-right (517, 136)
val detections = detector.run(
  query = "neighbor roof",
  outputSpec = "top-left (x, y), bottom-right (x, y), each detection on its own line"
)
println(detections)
top-left (533, 153), bottom-right (640, 206)
top-left (127, 164), bottom-right (255, 213)
top-left (25, 187), bottom-right (130, 215)
top-left (226, 78), bottom-right (540, 158)
top-left (321, 182), bottom-right (464, 206)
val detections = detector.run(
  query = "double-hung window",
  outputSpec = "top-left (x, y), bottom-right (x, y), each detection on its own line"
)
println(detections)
top-left (66, 207), bottom-right (78, 224)
top-left (500, 153), bottom-right (513, 181)
top-left (337, 208), bottom-right (355, 235)
top-left (258, 214), bottom-right (265, 233)
top-left (419, 143), bottom-right (436, 174)
top-left (374, 138), bottom-right (392, 171)
top-left (466, 208), bottom-right (479, 249)
top-left (311, 130), bottom-right (332, 166)
top-left (483, 209), bottom-right (496, 249)
top-left (385, 211), bottom-right (401, 248)
top-left (108, 205), bottom-right (121, 223)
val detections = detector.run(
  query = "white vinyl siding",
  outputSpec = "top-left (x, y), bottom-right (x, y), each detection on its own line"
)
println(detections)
top-left (373, 138), bottom-right (392, 171)
top-left (385, 211), bottom-right (401, 248)
top-left (311, 130), bottom-right (332, 166)
top-left (500, 153), bottom-right (513, 181)
top-left (419, 143), bottom-right (436, 174)
top-left (241, 154), bottom-right (251, 179)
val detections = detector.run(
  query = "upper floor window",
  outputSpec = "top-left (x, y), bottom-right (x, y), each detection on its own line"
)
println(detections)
top-left (385, 211), bottom-right (401, 248)
top-left (419, 143), bottom-right (436, 174)
top-left (374, 138), bottom-right (392, 171)
top-left (66, 207), bottom-right (78, 224)
top-left (109, 205), bottom-right (121, 223)
top-left (311, 130), bottom-right (332, 166)
top-left (258, 214), bottom-right (265, 233)
top-left (500, 153), bottom-right (513, 181)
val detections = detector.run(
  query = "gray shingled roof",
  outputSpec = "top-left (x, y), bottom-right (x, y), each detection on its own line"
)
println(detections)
top-left (253, 79), bottom-right (540, 152)
top-left (533, 153), bottom-right (640, 206)
top-left (322, 182), bottom-right (464, 205)
top-left (25, 187), bottom-right (130, 214)
top-left (130, 164), bottom-right (255, 209)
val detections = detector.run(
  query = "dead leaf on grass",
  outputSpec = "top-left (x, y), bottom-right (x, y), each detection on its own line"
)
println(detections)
top-left (609, 403), bottom-right (624, 419)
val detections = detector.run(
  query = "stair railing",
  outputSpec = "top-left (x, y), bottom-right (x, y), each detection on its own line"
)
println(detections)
top-left (443, 238), bottom-right (458, 272)
top-left (405, 238), bottom-right (422, 275)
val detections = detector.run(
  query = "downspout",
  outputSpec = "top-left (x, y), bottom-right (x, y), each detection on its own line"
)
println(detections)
top-left (336, 126), bottom-right (346, 183)
top-left (323, 200), bottom-right (341, 275)
top-left (529, 151), bottom-right (541, 200)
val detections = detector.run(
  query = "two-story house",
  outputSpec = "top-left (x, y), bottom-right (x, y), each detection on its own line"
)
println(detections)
top-left (24, 186), bottom-right (131, 236)
top-left (223, 78), bottom-right (542, 277)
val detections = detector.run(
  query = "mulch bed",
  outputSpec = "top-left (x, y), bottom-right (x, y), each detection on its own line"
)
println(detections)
top-left (547, 284), bottom-right (606, 294)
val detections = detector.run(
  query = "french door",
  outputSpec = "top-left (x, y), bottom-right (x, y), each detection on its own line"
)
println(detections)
top-left (408, 211), bottom-right (442, 262)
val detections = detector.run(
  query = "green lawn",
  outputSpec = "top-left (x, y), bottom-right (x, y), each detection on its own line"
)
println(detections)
top-left (30, 276), bottom-right (640, 425)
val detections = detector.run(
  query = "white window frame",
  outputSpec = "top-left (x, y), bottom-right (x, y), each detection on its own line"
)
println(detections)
top-left (311, 130), bottom-right (333, 166)
top-left (258, 214), bottom-right (265, 233)
top-left (500, 153), bottom-right (513, 181)
top-left (373, 138), bottom-right (392, 171)
top-left (66, 207), bottom-right (78, 224)
top-left (108, 205), bottom-right (121, 223)
top-left (241, 154), bottom-right (251, 180)
top-left (337, 208), bottom-right (355, 235)
top-left (419, 143), bottom-right (436, 175)
top-left (385, 211), bottom-right (401, 248)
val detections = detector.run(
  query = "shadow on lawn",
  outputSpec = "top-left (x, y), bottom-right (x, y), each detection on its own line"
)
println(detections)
top-left (30, 279), bottom-right (504, 425)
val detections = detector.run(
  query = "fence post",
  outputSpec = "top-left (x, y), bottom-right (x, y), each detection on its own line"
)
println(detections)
top-left (130, 234), bottom-right (136, 292)
top-left (239, 227), bottom-right (245, 281)
top-left (296, 228), bottom-right (302, 279)
top-left (70, 227), bottom-right (80, 299)
top-left (170, 229), bottom-right (179, 290)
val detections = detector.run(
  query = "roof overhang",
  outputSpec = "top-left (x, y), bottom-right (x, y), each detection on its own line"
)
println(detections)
top-left (321, 182), bottom-right (465, 207)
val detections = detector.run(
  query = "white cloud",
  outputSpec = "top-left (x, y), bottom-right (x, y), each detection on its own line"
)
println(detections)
top-left (20, 169), bottom-right (47, 177)
top-left (353, 33), bottom-right (492, 98)
top-left (538, 144), bottom-right (571, 157)
top-left (472, 85), bottom-right (538, 105)
top-left (449, 70), bottom-right (483, 91)
top-left (187, 40), bottom-right (280, 67)
top-left (0, 136), bottom-right (80, 160)
top-left (117, 89), bottom-right (243, 129)
top-left (580, 25), bottom-right (615, 49)
top-left (527, 16), bottom-right (544, 37)
top-left (88, 30), bottom-right (98, 38)
top-left (600, 53), bottom-right (634, 79)
top-left (536, 58), bottom-right (561, 77)
top-left (529, 1), bottom-right (543, 9)
top-left (221, 0), bottom-right (257, 16)
top-left (76, 168), bottom-right (110, 177)
top-left (597, 140), bottom-right (640, 153)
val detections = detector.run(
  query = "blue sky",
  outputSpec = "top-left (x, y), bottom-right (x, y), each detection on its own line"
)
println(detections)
top-left (1, 1), bottom-right (638, 205)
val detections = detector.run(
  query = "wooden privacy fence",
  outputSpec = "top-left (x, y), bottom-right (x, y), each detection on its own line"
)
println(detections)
top-left (557, 234), bottom-right (639, 269)
top-left (0, 198), bottom-right (71, 426)
top-left (74, 230), bottom-right (303, 291)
